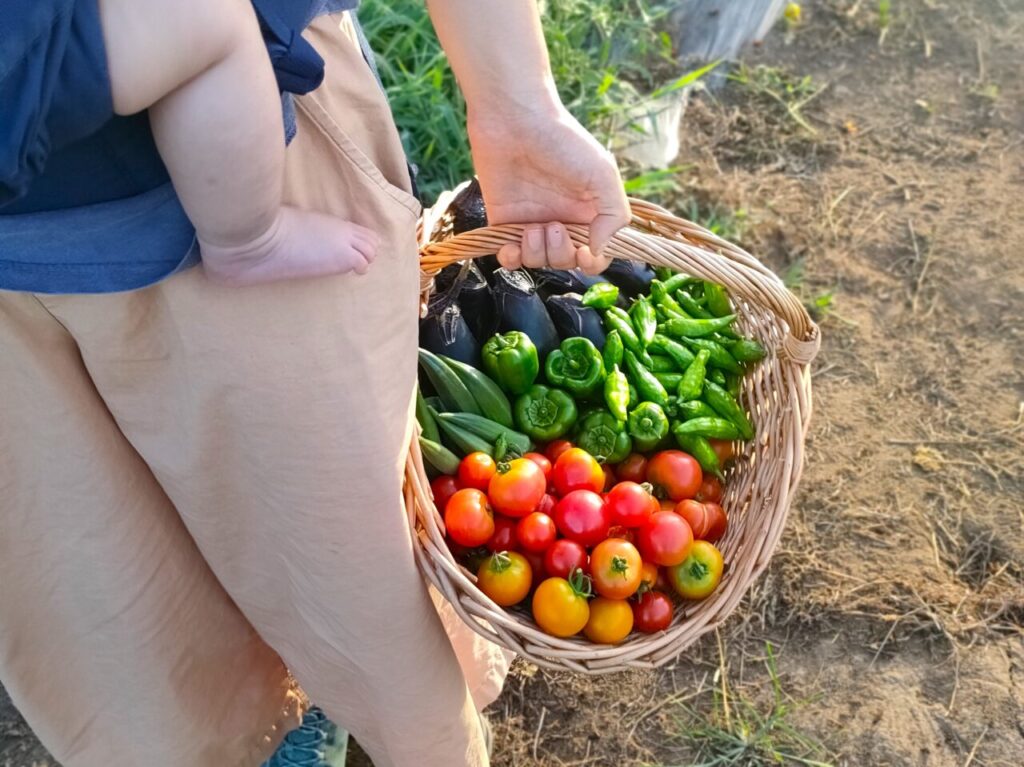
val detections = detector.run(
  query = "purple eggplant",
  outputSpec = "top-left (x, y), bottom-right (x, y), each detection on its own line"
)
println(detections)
top-left (545, 293), bottom-right (607, 348)
top-left (491, 268), bottom-right (560, 360)
top-left (603, 258), bottom-right (656, 298)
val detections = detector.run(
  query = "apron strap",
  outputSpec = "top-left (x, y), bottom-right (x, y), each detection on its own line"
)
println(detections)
top-left (251, 0), bottom-right (325, 95)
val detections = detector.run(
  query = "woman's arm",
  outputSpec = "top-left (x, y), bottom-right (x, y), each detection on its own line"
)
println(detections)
top-left (426, 0), bottom-right (630, 274)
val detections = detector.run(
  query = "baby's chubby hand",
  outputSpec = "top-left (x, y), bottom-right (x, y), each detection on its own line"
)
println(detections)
top-left (199, 206), bottom-right (380, 287)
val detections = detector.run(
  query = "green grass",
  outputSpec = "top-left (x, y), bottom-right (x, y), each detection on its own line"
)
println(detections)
top-left (660, 644), bottom-right (835, 767)
top-left (728, 64), bottom-right (825, 135)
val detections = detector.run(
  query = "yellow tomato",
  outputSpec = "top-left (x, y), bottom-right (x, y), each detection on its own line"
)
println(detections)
top-left (477, 551), bottom-right (532, 607)
top-left (583, 598), bottom-right (634, 644)
top-left (667, 540), bottom-right (724, 600)
top-left (532, 577), bottom-right (590, 637)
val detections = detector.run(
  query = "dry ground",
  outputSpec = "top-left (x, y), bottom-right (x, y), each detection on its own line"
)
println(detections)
top-left (3, 1), bottom-right (1021, 766)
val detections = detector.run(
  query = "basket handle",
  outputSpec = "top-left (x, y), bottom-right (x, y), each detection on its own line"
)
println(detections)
top-left (420, 198), bottom-right (820, 365)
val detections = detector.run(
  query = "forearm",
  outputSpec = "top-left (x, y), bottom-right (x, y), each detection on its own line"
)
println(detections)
top-left (425, 0), bottom-right (561, 122)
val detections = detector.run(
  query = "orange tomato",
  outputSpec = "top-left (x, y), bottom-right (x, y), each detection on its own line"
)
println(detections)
top-left (590, 539), bottom-right (643, 599)
top-left (583, 598), bottom-right (634, 644)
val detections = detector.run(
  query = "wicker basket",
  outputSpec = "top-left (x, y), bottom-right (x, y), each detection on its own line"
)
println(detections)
top-left (405, 183), bottom-right (821, 674)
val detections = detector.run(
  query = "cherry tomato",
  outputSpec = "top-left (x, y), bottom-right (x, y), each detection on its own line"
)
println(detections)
top-left (631, 590), bottom-right (674, 633)
top-left (430, 475), bottom-right (461, 512)
top-left (709, 439), bottom-right (736, 466)
top-left (486, 515), bottom-right (518, 552)
top-left (532, 575), bottom-right (591, 637)
top-left (667, 540), bottom-right (724, 600)
top-left (445, 489), bottom-right (495, 547)
top-left (702, 502), bottom-right (728, 543)
top-left (674, 499), bottom-right (711, 539)
top-left (521, 548), bottom-right (547, 588)
top-left (636, 511), bottom-right (694, 567)
top-left (605, 481), bottom-right (656, 528)
top-left (545, 439), bottom-right (574, 464)
top-left (590, 539), bottom-right (643, 599)
top-left (659, 498), bottom-right (677, 512)
top-left (647, 451), bottom-right (703, 501)
top-left (603, 464), bottom-right (617, 492)
top-left (615, 453), bottom-right (648, 484)
top-left (516, 512), bottom-right (557, 553)
top-left (552, 447), bottom-right (605, 496)
top-left (544, 539), bottom-right (588, 579)
top-left (458, 452), bottom-right (496, 491)
top-left (553, 490), bottom-right (611, 547)
top-left (488, 458), bottom-right (547, 518)
top-left (696, 475), bottom-right (724, 504)
top-left (606, 524), bottom-right (636, 544)
top-left (524, 452), bottom-right (553, 481)
top-left (583, 597), bottom-right (634, 644)
top-left (536, 492), bottom-right (557, 517)
top-left (638, 562), bottom-right (659, 593)
top-left (477, 551), bottom-right (532, 607)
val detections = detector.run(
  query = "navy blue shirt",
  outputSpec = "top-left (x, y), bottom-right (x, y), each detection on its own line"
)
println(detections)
top-left (0, 0), bottom-right (360, 294)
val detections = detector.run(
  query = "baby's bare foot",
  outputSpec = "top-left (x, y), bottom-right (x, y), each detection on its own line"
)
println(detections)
top-left (200, 206), bottom-right (380, 286)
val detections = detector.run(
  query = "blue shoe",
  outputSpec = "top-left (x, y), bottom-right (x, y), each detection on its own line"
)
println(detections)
top-left (264, 707), bottom-right (348, 767)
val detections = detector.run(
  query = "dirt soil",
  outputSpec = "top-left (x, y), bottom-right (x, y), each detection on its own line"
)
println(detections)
top-left (3, 1), bottom-right (1021, 766)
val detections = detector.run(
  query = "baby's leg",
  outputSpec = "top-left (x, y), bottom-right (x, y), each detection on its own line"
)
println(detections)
top-left (98, 0), bottom-right (377, 285)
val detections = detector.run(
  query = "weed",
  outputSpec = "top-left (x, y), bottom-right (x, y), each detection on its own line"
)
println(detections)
top-left (660, 644), bottom-right (835, 767)
top-left (878, 0), bottom-right (892, 30)
top-left (728, 65), bottom-right (825, 135)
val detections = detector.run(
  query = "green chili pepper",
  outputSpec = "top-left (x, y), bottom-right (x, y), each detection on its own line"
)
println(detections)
top-left (513, 385), bottom-right (578, 441)
top-left (725, 373), bottom-right (742, 400)
top-left (481, 332), bottom-right (540, 395)
top-left (650, 280), bottom-right (689, 318)
top-left (663, 273), bottom-right (701, 294)
top-left (673, 432), bottom-right (723, 478)
top-left (575, 410), bottom-right (633, 463)
top-left (648, 354), bottom-right (677, 373)
top-left (708, 368), bottom-right (727, 386)
top-left (544, 337), bottom-right (605, 397)
top-left (662, 314), bottom-right (736, 339)
top-left (654, 266), bottom-right (676, 281)
top-left (703, 281), bottom-right (732, 316)
top-left (653, 372), bottom-right (684, 390)
top-left (677, 349), bottom-right (711, 401)
top-left (655, 302), bottom-right (686, 322)
top-left (680, 337), bottom-right (742, 373)
top-left (604, 365), bottom-right (630, 422)
top-left (627, 402), bottom-right (670, 452)
top-left (581, 282), bottom-right (620, 309)
top-left (703, 381), bottom-right (755, 440)
top-left (602, 330), bottom-right (624, 374)
top-left (624, 350), bottom-right (670, 408)
top-left (673, 417), bottom-right (743, 440)
top-left (678, 400), bottom-right (719, 421)
top-left (729, 339), bottom-right (767, 363)
top-left (604, 307), bottom-right (653, 366)
top-left (675, 290), bottom-right (714, 319)
top-left (630, 296), bottom-right (658, 347)
top-left (650, 334), bottom-right (696, 370)
top-left (628, 384), bottom-right (639, 408)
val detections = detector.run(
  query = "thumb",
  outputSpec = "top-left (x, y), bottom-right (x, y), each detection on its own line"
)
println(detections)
top-left (587, 187), bottom-right (631, 259)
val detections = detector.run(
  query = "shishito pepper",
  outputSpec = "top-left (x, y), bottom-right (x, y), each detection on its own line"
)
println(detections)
top-left (604, 365), bottom-right (630, 422)
top-left (481, 331), bottom-right (539, 395)
top-left (729, 339), bottom-right (767, 363)
top-left (703, 281), bottom-right (732, 317)
top-left (680, 337), bottom-right (742, 373)
top-left (650, 334), bottom-right (696, 370)
top-left (673, 417), bottom-right (743, 440)
top-left (703, 381), bottom-right (755, 440)
top-left (604, 307), bottom-right (654, 366)
top-left (677, 349), bottom-right (711, 401)
top-left (650, 280), bottom-right (688, 318)
top-left (627, 402), bottom-right (670, 452)
top-left (513, 385), bottom-right (578, 441)
top-left (545, 337), bottom-right (605, 397)
top-left (581, 282), bottom-right (620, 309)
top-left (575, 410), bottom-right (633, 463)
top-left (674, 432), bottom-right (723, 478)
top-left (602, 330), bottom-right (624, 374)
top-left (662, 314), bottom-right (736, 339)
top-left (629, 296), bottom-right (658, 347)
top-left (624, 350), bottom-right (670, 408)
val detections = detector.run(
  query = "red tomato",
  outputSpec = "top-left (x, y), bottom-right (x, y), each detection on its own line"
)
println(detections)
top-left (615, 454), bottom-right (648, 484)
top-left (674, 499), bottom-right (711, 539)
top-left (552, 448), bottom-right (605, 496)
top-left (709, 439), bottom-right (736, 466)
top-left (524, 452), bottom-right (553, 481)
top-left (606, 524), bottom-right (637, 545)
top-left (536, 492), bottom-right (557, 517)
top-left (430, 475), bottom-right (461, 512)
top-left (545, 439), bottom-right (574, 464)
top-left (544, 539), bottom-right (589, 579)
top-left (590, 539), bottom-right (643, 599)
top-left (659, 497), bottom-right (677, 512)
top-left (605, 481), bottom-right (656, 528)
top-left (632, 590), bottom-right (674, 633)
top-left (488, 458), bottom-right (547, 518)
top-left (458, 452), bottom-right (496, 491)
top-left (636, 511), bottom-right (694, 566)
top-left (702, 503), bottom-right (728, 543)
top-left (603, 464), bottom-right (617, 492)
top-left (696, 475), bottom-right (723, 504)
top-left (516, 512), bottom-right (557, 553)
top-left (521, 548), bottom-right (547, 588)
top-left (486, 515), bottom-right (518, 552)
top-left (445, 489), bottom-right (495, 547)
top-left (647, 450), bottom-right (703, 501)
top-left (553, 490), bottom-right (611, 547)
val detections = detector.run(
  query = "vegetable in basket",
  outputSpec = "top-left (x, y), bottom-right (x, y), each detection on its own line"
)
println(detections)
top-left (603, 365), bottom-right (630, 422)
top-left (491, 268), bottom-right (560, 360)
top-left (602, 258), bottom-right (656, 298)
top-left (624, 350), bottom-right (669, 409)
top-left (677, 349), bottom-right (710, 401)
top-left (544, 337), bottom-right (605, 398)
top-left (513, 384), bottom-right (578, 441)
top-left (580, 281), bottom-right (619, 309)
top-left (481, 331), bottom-right (539, 395)
top-left (532, 268), bottom-right (606, 300)
top-left (450, 178), bottom-right (488, 234)
top-left (545, 293), bottom-right (606, 347)
top-left (419, 303), bottom-right (480, 368)
top-left (439, 355), bottom-right (513, 427)
top-left (454, 262), bottom-right (498, 343)
top-left (435, 412), bottom-right (534, 456)
top-left (574, 410), bottom-right (632, 463)
top-left (627, 402), bottom-right (670, 452)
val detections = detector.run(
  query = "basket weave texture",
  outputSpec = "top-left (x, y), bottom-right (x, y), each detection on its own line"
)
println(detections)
top-left (405, 184), bottom-right (821, 674)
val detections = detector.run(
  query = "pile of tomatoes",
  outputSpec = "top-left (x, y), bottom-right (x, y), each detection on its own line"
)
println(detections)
top-left (432, 441), bottom-right (730, 644)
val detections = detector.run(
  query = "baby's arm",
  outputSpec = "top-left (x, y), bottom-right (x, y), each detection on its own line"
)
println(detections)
top-left (98, 0), bottom-right (377, 285)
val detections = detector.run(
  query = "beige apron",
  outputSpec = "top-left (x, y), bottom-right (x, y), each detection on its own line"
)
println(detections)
top-left (0, 13), bottom-right (509, 767)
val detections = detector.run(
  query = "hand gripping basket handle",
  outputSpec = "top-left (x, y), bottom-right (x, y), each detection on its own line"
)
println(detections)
top-left (420, 198), bottom-right (821, 366)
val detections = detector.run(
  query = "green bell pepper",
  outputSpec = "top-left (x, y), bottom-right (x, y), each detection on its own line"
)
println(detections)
top-left (481, 331), bottom-right (540, 395)
top-left (574, 410), bottom-right (633, 463)
top-left (627, 402), bottom-right (670, 452)
top-left (513, 385), bottom-right (578, 441)
top-left (544, 337), bottom-right (605, 398)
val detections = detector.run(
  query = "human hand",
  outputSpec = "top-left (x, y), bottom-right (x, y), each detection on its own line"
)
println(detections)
top-left (468, 103), bottom-right (630, 275)
top-left (200, 206), bottom-right (379, 287)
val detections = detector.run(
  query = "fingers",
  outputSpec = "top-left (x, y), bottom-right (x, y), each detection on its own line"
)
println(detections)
top-left (497, 243), bottom-right (523, 270)
top-left (575, 244), bottom-right (612, 276)
top-left (508, 223), bottom-right (577, 270)
top-left (520, 225), bottom-right (547, 269)
top-left (545, 223), bottom-right (576, 270)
